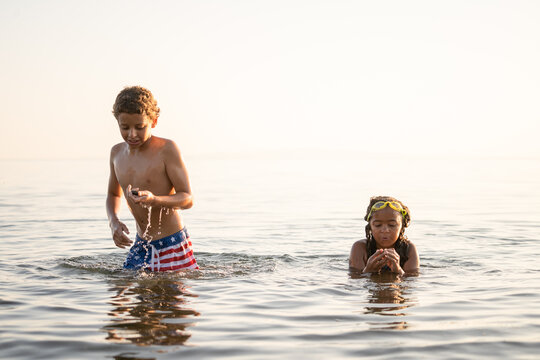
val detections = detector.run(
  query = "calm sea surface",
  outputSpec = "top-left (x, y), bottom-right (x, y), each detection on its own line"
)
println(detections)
top-left (1, 154), bottom-right (539, 359)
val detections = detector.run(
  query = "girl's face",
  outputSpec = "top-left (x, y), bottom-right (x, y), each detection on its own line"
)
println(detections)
top-left (369, 206), bottom-right (403, 249)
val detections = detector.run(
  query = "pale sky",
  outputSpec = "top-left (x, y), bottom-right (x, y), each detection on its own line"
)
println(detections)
top-left (1, 0), bottom-right (539, 160)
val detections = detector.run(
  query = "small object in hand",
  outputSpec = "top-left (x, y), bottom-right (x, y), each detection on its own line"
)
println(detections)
top-left (131, 190), bottom-right (139, 196)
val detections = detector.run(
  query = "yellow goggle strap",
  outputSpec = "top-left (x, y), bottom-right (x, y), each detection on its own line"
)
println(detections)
top-left (367, 201), bottom-right (407, 220)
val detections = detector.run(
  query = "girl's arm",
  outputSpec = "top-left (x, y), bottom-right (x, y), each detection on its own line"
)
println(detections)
top-left (349, 240), bottom-right (367, 272)
top-left (403, 242), bottom-right (420, 273)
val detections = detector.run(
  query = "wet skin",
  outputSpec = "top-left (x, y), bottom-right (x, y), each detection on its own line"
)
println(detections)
top-left (106, 113), bottom-right (193, 248)
top-left (349, 207), bottom-right (419, 275)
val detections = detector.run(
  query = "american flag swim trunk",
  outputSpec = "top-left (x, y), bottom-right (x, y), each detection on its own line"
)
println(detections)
top-left (123, 228), bottom-right (199, 271)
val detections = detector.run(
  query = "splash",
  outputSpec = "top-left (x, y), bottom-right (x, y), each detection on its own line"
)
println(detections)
top-left (140, 205), bottom-right (153, 270)
top-left (142, 205), bottom-right (153, 241)
top-left (141, 205), bottom-right (175, 240)
top-left (157, 207), bottom-right (164, 236)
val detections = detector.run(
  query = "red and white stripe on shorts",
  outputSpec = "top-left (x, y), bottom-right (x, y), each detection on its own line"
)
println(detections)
top-left (147, 233), bottom-right (199, 272)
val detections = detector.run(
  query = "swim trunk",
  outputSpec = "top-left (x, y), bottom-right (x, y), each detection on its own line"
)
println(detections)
top-left (123, 228), bottom-right (199, 271)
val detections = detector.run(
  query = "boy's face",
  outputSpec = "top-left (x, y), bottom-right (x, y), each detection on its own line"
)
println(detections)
top-left (369, 207), bottom-right (402, 249)
top-left (117, 113), bottom-right (156, 148)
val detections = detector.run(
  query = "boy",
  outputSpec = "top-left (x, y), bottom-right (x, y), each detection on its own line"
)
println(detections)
top-left (106, 86), bottom-right (198, 271)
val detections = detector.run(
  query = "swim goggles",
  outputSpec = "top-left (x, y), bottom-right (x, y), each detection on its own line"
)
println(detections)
top-left (367, 201), bottom-right (408, 220)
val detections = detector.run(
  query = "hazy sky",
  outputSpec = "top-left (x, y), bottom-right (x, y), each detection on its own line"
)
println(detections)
top-left (1, 0), bottom-right (539, 159)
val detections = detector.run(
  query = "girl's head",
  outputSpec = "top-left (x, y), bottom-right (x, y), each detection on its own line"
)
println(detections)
top-left (364, 196), bottom-right (411, 249)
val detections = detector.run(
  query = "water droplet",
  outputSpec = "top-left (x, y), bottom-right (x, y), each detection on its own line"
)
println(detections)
top-left (158, 207), bottom-right (164, 236)
top-left (142, 206), bottom-right (153, 241)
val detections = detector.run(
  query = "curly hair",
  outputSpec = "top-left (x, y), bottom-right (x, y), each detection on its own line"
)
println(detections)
top-left (112, 86), bottom-right (160, 120)
top-left (364, 195), bottom-right (411, 267)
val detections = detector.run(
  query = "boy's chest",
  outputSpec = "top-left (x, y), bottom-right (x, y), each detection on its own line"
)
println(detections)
top-left (114, 154), bottom-right (167, 189)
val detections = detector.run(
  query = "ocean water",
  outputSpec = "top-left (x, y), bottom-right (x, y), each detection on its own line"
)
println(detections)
top-left (1, 154), bottom-right (539, 359)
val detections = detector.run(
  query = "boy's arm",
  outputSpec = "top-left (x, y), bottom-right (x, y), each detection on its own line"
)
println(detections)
top-left (106, 148), bottom-right (132, 248)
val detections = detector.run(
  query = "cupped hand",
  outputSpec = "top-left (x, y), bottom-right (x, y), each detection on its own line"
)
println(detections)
top-left (364, 249), bottom-right (387, 273)
top-left (382, 248), bottom-right (404, 275)
top-left (127, 184), bottom-right (156, 207)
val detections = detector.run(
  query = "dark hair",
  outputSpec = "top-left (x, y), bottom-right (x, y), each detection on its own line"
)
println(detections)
top-left (364, 195), bottom-right (411, 267)
top-left (112, 86), bottom-right (160, 120)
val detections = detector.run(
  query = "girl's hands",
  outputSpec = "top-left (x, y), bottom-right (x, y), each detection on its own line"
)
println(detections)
top-left (364, 249), bottom-right (387, 273)
top-left (364, 248), bottom-right (404, 275)
top-left (383, 248), bottom-right (405, 275)
top-left (127, 184), bottom-right (156, 207)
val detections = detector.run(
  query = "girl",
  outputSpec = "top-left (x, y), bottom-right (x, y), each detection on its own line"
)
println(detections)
top-left (349, 196), bottom-right (419, 275)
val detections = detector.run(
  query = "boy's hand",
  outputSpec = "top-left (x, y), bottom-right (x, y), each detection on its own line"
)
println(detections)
top-left (127, 184), bottom-right (156, 207)
top-left (110, 220), bottom-right (132, 249)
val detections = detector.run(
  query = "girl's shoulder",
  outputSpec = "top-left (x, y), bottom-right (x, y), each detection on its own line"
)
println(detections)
top-left (397, 237), bottom-right (414, 248)
top-left (350, 239), bottom-right (368, 252)
top-left (406, 240), bottom-right (418, 254)
top-left (349, 239), bottom-right (369, 269)
top-left (399, 239), bottom-right (419, 262)
top-left (401, 238), bottom-right (416, 249)
top-left (352, 238), bottom-right (367, 246)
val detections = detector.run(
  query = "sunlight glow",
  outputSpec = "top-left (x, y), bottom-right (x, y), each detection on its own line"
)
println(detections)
top-left (1, 0), bottom-right (539, 159)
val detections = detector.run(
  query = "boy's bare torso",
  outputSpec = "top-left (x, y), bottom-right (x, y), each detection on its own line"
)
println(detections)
top-left (111, 136), bottom-right (184, 240)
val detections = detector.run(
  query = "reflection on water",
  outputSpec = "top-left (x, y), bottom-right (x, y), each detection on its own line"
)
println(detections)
top-left (3, 157), bottom-right (540, 359)
top-left (111, 353), bottom-right (156, 360)
top-left (351, 271), bottom-right (417, 330)
top-left (103, 276), bottom-right (200, 347)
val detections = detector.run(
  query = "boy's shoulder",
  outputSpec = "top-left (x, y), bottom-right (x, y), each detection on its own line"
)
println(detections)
top-left (109, 137), bottom-right (180, 153)
top-left (151, 136), bottom-right (181, 153)
top-left (110, 142), bottom-right (126, 157)
top-left (151, 135), bottom-right (175, 146)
